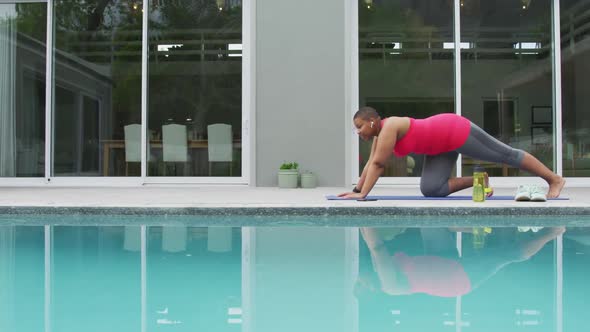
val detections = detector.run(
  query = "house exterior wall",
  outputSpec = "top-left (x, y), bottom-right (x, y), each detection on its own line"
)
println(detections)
top-left (255, 0), bottom-right (347, 186)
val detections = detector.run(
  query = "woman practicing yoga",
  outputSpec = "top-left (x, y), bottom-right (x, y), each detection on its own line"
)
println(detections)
top-left (339, 107), bottom-right (565, 199)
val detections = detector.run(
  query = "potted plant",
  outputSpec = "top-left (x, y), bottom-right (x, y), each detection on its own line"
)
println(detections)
top-left (278, 162), bottom-right (299, 188)
top-left (300, 170), bottom-right (317, 189)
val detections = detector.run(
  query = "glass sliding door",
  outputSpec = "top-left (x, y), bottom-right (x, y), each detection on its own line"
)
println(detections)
top-left (148, 0), bottom-right (243, 177)
top-left (460, 0), bottom-right (554, 176)
top-left (0, 2), bottom-right (47, 178)
top-left (560, 0), bottom-right (590, 177)
top-left (358, 0), bottom-right (455, 178)
top-left (52, 0), bottom-right (143, 177)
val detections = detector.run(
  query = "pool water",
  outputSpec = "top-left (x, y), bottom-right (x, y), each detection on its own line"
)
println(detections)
top-left (0, 222), bottom-right (588, 332)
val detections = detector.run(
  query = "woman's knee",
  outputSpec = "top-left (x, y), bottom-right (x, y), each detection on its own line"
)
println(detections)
top-left (503, 149), bottom-right (525, 168)
top-left (420, 181), bottom-right (449, 197)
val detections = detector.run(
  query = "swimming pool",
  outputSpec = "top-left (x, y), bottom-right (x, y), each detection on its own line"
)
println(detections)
top-left (0, 214), bottom-right (588, 332)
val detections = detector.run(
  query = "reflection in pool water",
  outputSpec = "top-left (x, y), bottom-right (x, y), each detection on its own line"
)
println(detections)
top-left (0, 223), bottom-right (589, 332)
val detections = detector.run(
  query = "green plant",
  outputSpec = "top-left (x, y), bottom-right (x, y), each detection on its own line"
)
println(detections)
top-left (279, 161), bottom-right (298, 170)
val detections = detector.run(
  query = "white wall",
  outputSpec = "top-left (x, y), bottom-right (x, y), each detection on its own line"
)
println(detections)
top-left (256, 0), bottom-right (346, 186)
top-left (250, 227), bottom-right (354, 332)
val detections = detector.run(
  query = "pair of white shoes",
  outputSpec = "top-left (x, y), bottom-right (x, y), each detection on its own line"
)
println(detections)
top-left (517, 226), bottom-right (544, 232)
top-left (515, 185), bottom-right (547, 202)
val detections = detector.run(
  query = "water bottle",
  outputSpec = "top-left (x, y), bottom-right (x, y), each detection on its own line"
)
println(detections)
top-left (472, 227), bottom-right (492, 249)
top-left (472, 164), bottom-right (486, 202)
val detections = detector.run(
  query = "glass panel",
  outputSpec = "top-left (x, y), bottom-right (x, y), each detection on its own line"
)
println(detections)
top-left (460, 0), bottom-right (554, 176)
top-left (561, 1), bottom-right (590, 177)
top-left (358, 0), bottom-right (455, 178)
top-left (53, 0), bottom-right (143, 176)
top-left (147, 226), bottom-right (242, 329)
top-left (0, 226), bottom-right (44, 332)
top-left (0, 3), bottom-right (47, 178)
top-left (52, 226), bottom-right (141, 331)
top-left (148, 0), bottom-right (242, 177)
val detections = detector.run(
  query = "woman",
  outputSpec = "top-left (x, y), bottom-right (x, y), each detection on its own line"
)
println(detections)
top-left (339, 107), bottom-right (565, 199)
top-left (357, 226), bottom-right (565, 298)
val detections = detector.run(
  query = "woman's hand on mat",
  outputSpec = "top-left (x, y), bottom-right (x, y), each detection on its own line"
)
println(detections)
top-left (339, 193), bottom-right (366, 199)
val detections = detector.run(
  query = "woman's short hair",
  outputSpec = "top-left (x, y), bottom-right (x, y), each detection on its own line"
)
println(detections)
top-left (354, 106), bottom-right (380, 120)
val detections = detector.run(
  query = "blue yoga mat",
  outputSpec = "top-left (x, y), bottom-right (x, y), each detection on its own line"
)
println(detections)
top-left (325, 195), bottom-right (569, 201)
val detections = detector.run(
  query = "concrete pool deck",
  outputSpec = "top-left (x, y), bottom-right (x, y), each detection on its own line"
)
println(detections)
top-left (0, 185), bottom-right (588, 206)
top-left (0, 185), bottom-right (588, 215)
top-left (0, 185), bottom-right (587, 206)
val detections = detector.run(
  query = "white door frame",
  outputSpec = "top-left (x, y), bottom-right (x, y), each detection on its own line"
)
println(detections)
top-left (141, 0), bottom-right (254, 185)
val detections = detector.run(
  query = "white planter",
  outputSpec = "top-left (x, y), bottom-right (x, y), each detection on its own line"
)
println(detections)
top-left (278, 169), bottom-right (299, 188)
top-left (300, 172), bottom-right (317, 188)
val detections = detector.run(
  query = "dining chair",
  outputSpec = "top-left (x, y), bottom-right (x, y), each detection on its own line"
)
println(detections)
top-left (207, 123), bottom-right (233, 176)
top-left (124, 124), bottom-right (141, 175)
top-left (124, 124), bottom-right (157, 175)
top-left (162, 123), bottom-right (188, 176)
top-left (162, 226), bottom-right (187, 253)
top-left (123, 225), bottom-right (140, 252)
top-left (565, 142), bottom-right (575, 175)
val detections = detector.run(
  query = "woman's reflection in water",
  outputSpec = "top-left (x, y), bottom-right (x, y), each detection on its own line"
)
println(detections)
top-left (356, 226), bottom-right (565, 297)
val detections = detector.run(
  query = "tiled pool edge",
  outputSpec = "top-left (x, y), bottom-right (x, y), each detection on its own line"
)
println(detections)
top-left (1, 205), bottom-right (590, 216)
top-left (1, 206), bottom-right (590, 227)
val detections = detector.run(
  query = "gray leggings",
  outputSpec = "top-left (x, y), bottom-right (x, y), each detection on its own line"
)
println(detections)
top-left (420, 123), bottom-right (525, 197)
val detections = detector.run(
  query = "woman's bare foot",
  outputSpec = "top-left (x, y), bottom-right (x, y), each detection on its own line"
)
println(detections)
top-left (547, 176), bottom-right (566, 198)
top-left (519, 226), bottom-right (565, 259)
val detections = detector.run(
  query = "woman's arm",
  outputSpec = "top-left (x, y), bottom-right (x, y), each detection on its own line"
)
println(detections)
top-left (355, 119), bottom-right (400, 198)
top-left (356, 137), bottom-right (378, 190)
top-left (360, 228), bottom-right (410, 295)
top-left (339, 137), bottom-right (378, 197)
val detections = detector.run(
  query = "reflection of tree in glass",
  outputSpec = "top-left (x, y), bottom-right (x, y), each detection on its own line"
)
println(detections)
top-left (52, 0), bottom-right (143, 56)
top-left (15, 3), bottom-right (47, 42)
top-left (51, 0), bottom-right (138, 32)
top-left (153, 0), bottom-right (241, 30)
top-left (14, 1), bottom-right (243, 137)
top-left (50, 1), bottom-right (144, 138)
top-left (358, 0), bottom-right (453, 61)
top-left (149, 0), bottom-right (243, 134)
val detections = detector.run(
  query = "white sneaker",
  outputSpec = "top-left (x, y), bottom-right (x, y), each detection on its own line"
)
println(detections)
top-left (517, 226), bottom-right (544, 232)
top-left (529, 185), bottom-right (547, 202)
top-left (515, 185), bottom-right (531, 201)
